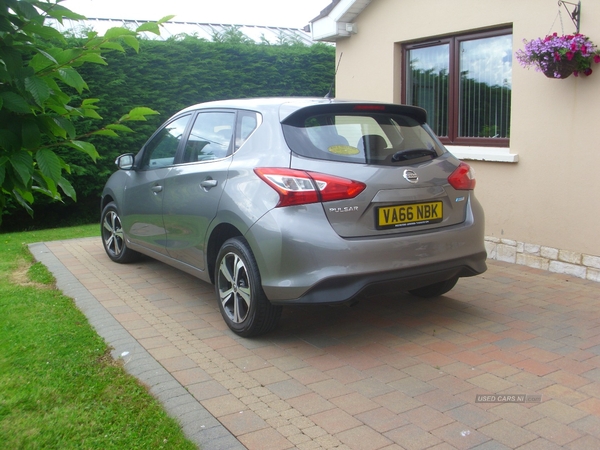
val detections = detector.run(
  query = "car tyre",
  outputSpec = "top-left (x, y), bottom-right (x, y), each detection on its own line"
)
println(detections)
top-left (216, 237), bottom-right (282, 337)
top-left (101, 202), bottom-right (140, 263)
top-left (409, 277), bottom-right (458, 298)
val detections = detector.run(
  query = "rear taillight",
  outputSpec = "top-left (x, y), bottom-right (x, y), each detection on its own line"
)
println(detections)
top-left (448, 162), bottom-right (476, 190)
top-left (254, 168), bottom-right (366, 207)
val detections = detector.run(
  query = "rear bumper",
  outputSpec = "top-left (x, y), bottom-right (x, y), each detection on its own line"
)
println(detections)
top-left (245, 194), bottom-right (486, 304)
top-left (269, 252), bottom-right (486, 305)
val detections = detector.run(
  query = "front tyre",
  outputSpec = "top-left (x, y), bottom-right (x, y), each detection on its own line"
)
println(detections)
top-left (216, 237), bottom-right (281, 337)
top-left (101, 202), bottom-right (140, 263)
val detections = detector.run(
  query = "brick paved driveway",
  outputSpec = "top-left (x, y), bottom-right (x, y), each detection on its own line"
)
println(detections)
top-left (33, 237), bottom-right (600, 449)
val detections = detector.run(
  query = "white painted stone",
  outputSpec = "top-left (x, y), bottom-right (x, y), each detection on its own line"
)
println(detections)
top-left (496, 244), bottom-right (517, 263)
top-left (517, 254), bottom-right (550, 271)
top-left (583, 254), bottom-right (600, 270)
top-left (587, 268), bottom-right (600, 282)
top-left (482, 236), bottom-right (600, 284)
top-left (549, 261), bottom-right (586, 279)
top-left (485, 241), bottom-right (497, 259)
top-left (523, 243), bottom-right (541, 255)
top-left (541, 246), bottom-right (559, 260)
top-left (558, 250), bottom-right (582, 265)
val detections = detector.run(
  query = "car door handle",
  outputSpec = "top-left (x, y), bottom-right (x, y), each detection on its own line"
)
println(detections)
top-left (151, 185), bottom-right (163, 193)
top-left (200, 179), bottom-right (218, 189)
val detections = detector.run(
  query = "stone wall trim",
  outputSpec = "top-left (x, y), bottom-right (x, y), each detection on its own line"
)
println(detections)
top-left (485, 237), bottom-right (599, 283)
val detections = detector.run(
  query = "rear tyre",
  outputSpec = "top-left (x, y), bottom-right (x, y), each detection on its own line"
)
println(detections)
top-left (409, 277), bottom-right (459, 298)
top-left (215, 237), bottom-right (282, 337)
top-left (101, 202), bottom-right (140, 263)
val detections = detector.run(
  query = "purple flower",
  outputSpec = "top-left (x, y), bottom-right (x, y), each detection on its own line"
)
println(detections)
top-left (516, 33), bottom-right (600, 77)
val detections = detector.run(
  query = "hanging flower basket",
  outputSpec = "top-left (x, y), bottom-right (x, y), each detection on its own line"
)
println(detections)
top-left (542, 58), bottom-right (579, 78)
top-left (516, 33), bottom-right (600, 79)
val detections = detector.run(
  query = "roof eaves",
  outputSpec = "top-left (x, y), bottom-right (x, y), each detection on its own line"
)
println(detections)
top-left (309, 0), bottom-right (343, 23)
top-left (309, 0), bottom-right (371, 42)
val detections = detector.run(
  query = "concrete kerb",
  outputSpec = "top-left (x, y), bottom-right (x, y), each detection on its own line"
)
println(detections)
top-left (29, 242), bottom-right (244, 450)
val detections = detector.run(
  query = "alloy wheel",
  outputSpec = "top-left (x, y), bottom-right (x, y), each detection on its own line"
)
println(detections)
top-left (102, 210), bottom-right (125, 258)
top-left (217, 252), bottom-right (251, 324)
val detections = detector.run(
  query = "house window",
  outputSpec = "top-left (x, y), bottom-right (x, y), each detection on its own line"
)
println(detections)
top-left (403, 29), bottom-right (512, 146)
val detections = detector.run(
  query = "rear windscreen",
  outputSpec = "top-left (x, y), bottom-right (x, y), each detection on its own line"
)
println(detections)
top-left (282, 110), bottom-right (446, 166)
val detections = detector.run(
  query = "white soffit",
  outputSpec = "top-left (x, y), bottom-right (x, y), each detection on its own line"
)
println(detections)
top-left (311, 0), bottom-right (371, 42)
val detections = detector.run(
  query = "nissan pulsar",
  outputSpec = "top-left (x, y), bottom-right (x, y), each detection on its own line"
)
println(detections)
top-left (101, 98), bottom-right (487, 337)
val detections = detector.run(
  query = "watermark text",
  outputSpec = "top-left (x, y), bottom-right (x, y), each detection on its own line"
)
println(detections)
top-left (475, 394), bottom-right (542, 403)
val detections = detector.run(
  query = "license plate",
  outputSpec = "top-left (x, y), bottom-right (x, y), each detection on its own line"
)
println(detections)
top-left (377, 201), bottom-right (443, 229)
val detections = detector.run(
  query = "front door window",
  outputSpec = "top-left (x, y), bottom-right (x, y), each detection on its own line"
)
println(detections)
top-left (141, 115), bottom-right (190, 169)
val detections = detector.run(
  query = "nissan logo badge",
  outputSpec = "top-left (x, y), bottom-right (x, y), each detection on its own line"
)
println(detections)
top-left (403, 169), bottom-right (418, 183)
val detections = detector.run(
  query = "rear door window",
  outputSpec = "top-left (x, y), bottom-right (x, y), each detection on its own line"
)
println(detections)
top-left (282, 105), bottom-right (446, 166)
top-left (182, 111), bottom-right (236, 163)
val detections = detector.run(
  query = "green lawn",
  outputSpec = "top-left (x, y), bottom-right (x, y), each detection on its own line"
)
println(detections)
top-left (0, 224), bottom-right (197, 449)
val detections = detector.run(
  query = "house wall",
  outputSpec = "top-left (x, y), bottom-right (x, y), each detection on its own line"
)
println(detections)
top-left (333, 0), bottom-right (600, 279)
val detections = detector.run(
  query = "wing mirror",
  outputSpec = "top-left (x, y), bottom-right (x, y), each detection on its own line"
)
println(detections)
top-left (115, 153), bottom-right (135, 170)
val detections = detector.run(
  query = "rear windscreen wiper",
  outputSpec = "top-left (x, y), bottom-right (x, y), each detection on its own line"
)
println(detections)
top-left (391, 148), bottom-right (437, 162)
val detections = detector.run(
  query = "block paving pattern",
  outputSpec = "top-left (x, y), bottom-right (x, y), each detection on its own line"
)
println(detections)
top-left (34, 237), bottom-right (600, 449)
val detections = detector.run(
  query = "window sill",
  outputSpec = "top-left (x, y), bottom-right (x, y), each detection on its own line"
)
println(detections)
top-left (447, 145), bottom-right (518, 163)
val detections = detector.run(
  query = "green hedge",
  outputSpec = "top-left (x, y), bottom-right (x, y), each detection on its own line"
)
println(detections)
top-left (1, 39), bottom-right (335, 231)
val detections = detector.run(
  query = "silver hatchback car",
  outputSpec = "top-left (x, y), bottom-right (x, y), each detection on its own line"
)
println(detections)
top-left (101, 98), bottom-right (486, 336)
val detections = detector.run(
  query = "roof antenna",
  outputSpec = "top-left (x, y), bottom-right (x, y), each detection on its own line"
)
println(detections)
top-left (325, 52), bottom-right (343, 99)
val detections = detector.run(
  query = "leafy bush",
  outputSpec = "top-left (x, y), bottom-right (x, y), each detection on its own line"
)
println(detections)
top-left (0, 0), bottom-right (168, 230)
top-left (1, 35), bottom-right (335, 231)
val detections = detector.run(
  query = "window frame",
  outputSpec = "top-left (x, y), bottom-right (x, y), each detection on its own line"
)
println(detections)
top-left (402, 27), bottom-right (512, 147)
top-left (138, 108), bottom-right (263, 169)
